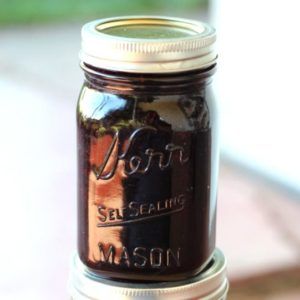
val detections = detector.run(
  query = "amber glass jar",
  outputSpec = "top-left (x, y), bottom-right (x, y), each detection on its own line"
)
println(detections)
top-left (77, 16), bottom-right (218, 282)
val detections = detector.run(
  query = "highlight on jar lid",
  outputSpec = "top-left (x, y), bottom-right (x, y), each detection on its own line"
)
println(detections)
top-left (80, 16), bottom-right (217, 73)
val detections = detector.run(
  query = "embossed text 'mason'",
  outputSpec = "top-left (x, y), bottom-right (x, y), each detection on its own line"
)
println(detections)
top-left (97, 244), bottom-right (181, 269)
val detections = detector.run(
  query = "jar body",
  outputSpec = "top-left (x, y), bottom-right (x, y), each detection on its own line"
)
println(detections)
top-left (77, 66), bottom-right (218, 282)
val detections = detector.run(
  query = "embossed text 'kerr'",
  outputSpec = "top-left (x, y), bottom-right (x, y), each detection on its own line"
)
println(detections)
top-left (92, 126), bottom-right (189, 180)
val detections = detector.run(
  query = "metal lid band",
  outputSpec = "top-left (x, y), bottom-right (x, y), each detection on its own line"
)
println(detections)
top-left (69, 249), bottom-right (228, 300)
top-left (80, 16), bottom-right (217, 73)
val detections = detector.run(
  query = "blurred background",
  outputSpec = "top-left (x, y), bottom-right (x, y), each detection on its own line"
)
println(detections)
top-left (0, 0), bottom-right (299, 299)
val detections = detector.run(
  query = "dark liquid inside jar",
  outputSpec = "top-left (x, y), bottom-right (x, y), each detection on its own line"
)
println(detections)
top-left (77, 64), bottom-right (218, 282)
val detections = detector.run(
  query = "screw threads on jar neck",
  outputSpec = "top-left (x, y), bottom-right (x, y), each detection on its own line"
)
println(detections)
top-left (82, 62), bottom-right (216, 95)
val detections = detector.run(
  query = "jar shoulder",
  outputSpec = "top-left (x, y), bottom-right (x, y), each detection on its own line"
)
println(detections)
top-left (77, 82), bottom-right (216, 131)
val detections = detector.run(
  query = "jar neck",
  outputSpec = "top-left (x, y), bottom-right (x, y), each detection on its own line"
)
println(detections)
top-left (82, 63), bottom-right (216, 96)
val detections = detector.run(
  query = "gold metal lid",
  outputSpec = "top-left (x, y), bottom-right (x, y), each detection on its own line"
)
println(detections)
top-left (80, 16), bottom-right (217, 73)
top-left (69, 249), bottom-right (228, 300)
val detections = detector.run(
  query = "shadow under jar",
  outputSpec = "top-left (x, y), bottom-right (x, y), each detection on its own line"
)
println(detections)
top-left (77, 16), bottom-right (218, 282)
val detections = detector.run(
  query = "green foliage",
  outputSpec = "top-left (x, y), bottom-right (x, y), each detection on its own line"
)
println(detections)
top-left (0, 0), bottom-right (208, 25)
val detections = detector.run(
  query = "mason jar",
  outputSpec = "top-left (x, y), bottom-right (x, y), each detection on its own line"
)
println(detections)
top-left (77, 16), bottom-right (218, 282)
